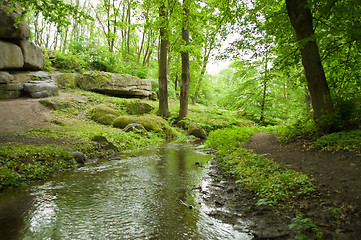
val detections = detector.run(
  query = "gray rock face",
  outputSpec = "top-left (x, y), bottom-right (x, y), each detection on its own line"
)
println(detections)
top-left (0, 71), bottom-right (14, 83)
top-left (18, 40), bottom-right (45, 70)
top-left (24, 80), bottom-right (58, 98)
top-left (0, 8), bottom-right (30, 39)
top-left (77, 72), bottom-right (154, 99)
top-left (0, 40), bottom-right (24, 69)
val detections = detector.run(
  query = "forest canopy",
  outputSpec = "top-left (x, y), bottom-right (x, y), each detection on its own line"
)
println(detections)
top-left (3, 0), bottom-right (360, 130)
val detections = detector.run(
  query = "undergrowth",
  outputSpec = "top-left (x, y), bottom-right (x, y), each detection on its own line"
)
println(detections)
top-left (0, 144), bottom-right (77, 189)
top-left (206, 126), bottom-right (315, 205)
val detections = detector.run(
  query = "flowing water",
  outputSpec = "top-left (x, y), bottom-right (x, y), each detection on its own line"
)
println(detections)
top-left (0, 143), bottom-right (252, 240)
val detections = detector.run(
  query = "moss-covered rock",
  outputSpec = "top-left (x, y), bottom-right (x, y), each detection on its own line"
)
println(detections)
top-left (39, 98), bottom-right (70, 110)
top-left (77, 71), bottom-right (153, 98)
top-left (113, 115), bottom-right (136, 129)
top-left (136, 115), bottom-right (170, 134)
top-left (187, 122), bottom-right (207, 139)
top-left (89, 104), bottom-right (121, 125)
top-left (113, 114), bottom-right (171, 135)
top-left (123, 100), bottom-right (154, 115)
top-left (55, 73), bottom-right (78, 89)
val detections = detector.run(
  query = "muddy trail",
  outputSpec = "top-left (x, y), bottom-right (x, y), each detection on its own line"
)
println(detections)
top-left (243, 132), bottom-right (361, 239)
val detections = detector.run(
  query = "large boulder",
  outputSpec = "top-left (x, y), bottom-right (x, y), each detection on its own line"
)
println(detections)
top-left (24, 72), bottom-right (59, 98)
top-left (0, 7), bottom-right (30, 39)
top-left (187, 123), bottom-right (207, 139)
top-left (89, 104), bottom-right (121, 125)
top-left (18, 40), bottom-right (45, 70)
top-left (113, 114), bottom-right (171, 135)
top-left (0, 40), bottom-right (24, 69)
top-left (123, 100), bottom-right (154, 115)
top-left (54, 72), bottom-right (78, 89)
top-left (77, 72), bottom-right (154, 99)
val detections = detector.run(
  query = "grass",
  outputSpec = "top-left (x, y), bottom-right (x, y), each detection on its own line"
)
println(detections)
top-left (0, 144), bottom-right (77, 189)
top-left (206, 126), bottom-right (315, 205)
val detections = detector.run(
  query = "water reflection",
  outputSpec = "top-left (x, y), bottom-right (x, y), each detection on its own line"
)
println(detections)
top-left (0, 143), bottom-right (252, 239)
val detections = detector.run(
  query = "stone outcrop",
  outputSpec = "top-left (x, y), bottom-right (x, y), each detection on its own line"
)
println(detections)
top-left (0, 41), bottom-right (24, 69)
top-left (18, 39), bottom-right (45, 70)
top-left (0, 6), bottom-right (30, 39)
top-left (77, 72), bottom-right (154, 99)
top-left (0, 71), bottom-right (59, 99)
top-left (0, 5), bottom-right (45, 71)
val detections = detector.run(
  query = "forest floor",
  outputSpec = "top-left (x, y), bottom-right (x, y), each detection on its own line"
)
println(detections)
top-left (1, 96), bottom-right (361, 239)
top-left (244, 132), bottom-right (361, 239)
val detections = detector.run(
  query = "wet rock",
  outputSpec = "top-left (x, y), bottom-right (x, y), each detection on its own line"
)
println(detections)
top-left (123, 123), bottom-right (149, 138)
top-left (69, 151), bottom-right (86, 164)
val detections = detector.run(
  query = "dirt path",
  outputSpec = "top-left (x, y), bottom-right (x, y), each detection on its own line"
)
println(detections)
top-left (245, 132), bottom-right (361, 237)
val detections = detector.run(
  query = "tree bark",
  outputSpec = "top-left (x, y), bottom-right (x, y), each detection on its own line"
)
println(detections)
top-left (178, 0), bottom-right (190, 121)
top-left (286, 0), bottom-right (333, 119)
top-left (158, 2), bottom-right (169, 118)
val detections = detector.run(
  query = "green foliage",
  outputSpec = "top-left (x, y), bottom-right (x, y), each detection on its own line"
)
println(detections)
top-left (289, 213), bottom-right (323, 240)
top-left (273, 116), bottom-right (319, 141)
top-left (53, 51), bottom-right (89, 73)
top-left (206, 126), bottom-right (315, 204)
top-left (315, 130), bottom-right (361, 152)
top-left (206, 126), bottom-right (258, 153)
top-left (0, 144), bottom-right (77, 189)
top-left (52, 39), bottom-right (149, 78)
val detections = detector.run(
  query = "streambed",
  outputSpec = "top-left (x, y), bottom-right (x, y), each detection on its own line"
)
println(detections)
top-left (0, 143), bottom-right (256, 239)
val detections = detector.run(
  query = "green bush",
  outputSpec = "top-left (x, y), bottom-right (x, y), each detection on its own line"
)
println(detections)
top-left (315, 129), bottom-right (361, 152)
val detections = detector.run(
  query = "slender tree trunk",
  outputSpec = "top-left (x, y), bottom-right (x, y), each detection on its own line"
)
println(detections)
top-left (158, 2), bottom-right (169, 118)
top-left (192, 55), bottom-right (209, 105)
top-left (178, 0), bottom-right (190, 121)
top-left (286, 0), bottom-right (333, 119)
top-left (259, 54), bottom-right (268, 123)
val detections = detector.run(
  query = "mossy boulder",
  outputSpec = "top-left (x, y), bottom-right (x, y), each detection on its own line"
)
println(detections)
top-left (187, 123), bottom-right (207, 139)
top-left (55, 73), bottom-right (78, 89)
top-left (123, 100), bottom-right (154, 115)
top-left (136, 115), bottom-right (170, 134)
top-left (113, 114), bottom-right (171, 135)
top-left (39, 98), bottom-right (70, 110)
top-left (89, 104), bottom-right (121, 125)
top-left (77, 71), bottom-right (154, 98)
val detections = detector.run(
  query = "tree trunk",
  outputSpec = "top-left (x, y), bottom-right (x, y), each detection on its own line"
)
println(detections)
top-left (259, 54), bottom-right (268, 123)
top-left (158, 2), bottom-right (169, 118)
top-left (286, 0), bottom-right (333, 119)
top-left (178, 0), bottom-right (190, 121)
top-left (192, 55), bottom-right (209, 105)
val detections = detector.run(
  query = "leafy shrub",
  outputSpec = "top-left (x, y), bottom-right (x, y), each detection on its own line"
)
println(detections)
top-left (273, 116), bottom-right (319, 141)
top-left (315, 129), bottom-right (361, 152)
top-left (206, 126), bottom-right (258, 154)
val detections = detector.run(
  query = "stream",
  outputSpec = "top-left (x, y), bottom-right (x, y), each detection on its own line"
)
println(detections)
top-left (0, 143), bottom-right (253, 240)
